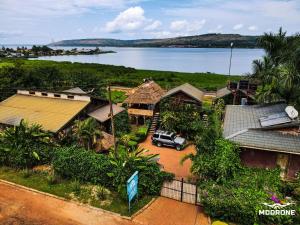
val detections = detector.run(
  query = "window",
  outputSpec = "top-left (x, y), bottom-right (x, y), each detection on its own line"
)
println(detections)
top-left (41, 92), bottom-right (48, 96)
top-left (161, 135), bottom-right (171, 140)
top-left (29, 91), bottom-right (35, 95)
top-left (67, 95), bottom-right (74, 99)
top-left (54, 94), bottom-right (61, 98)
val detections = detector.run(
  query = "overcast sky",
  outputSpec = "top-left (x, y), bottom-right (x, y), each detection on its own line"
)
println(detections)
top-left (0, 0), bottom-right (299, 44)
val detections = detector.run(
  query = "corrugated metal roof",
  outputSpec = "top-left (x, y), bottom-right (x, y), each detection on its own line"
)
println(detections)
top-left (162, 83), bottom-right (204, 102)
top-left (216, 87), bottom-right (231, 98)
top-left (223, 104), bottom-right (300, 155)
top-left (88, 104), bottom-right (125, 122)
top-left (0, 94), bottom-right (90, 133)
top-left (63, 87), bottom-right (87, 94)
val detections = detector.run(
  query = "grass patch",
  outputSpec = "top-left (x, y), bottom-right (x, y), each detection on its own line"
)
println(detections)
top-left (0, 167), bottom-right (153, 216)
top-left (107, 90), bottom-right (127, 103)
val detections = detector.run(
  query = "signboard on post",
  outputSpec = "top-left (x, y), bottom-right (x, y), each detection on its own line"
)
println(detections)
top-left (127, 171), bottom-right (138, 212)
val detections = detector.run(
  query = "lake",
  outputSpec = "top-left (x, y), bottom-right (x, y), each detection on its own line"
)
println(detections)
top-left (35, 47), bottom-right (264, 75)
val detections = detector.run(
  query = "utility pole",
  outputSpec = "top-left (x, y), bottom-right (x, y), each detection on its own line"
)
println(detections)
top-left (108, 85), bottom-right (117, 156)
top-left (228, 42), bottom-right (234, 76)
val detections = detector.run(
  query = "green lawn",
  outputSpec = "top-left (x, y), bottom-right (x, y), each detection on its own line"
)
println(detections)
top-left (107, 90), bottom-right (127, 103)
top-left (0, 167), bottom-right (153, 216)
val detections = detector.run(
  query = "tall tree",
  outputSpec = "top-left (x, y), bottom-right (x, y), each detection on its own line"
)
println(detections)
top-left (251, 28), bottom-right (300, 105)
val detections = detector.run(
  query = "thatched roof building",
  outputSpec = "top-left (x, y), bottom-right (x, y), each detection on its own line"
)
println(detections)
top-left (124, 81), bottom-right (165, 105)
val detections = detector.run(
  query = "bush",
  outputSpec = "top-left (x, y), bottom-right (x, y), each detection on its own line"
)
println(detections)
top-left (200, 168), bottom-right (297, 225)
top-left (53, 146), bottom-right (173, 198)
top-left (52, 146), bottom-right (112, 186)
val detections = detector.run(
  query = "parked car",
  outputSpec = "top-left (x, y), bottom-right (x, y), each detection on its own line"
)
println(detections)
top-left (151, 130), bottom-right (186, 150)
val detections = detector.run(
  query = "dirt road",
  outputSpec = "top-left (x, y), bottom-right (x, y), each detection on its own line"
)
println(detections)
top-left (0, 181), bottom-right (134, 225)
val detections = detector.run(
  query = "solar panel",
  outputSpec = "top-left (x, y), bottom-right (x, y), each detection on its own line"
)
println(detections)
top-left (259, 112), bottom-right (292, 127)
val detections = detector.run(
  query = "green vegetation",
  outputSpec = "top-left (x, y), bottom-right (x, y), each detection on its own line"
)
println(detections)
top-left (0, 119), bottom-right (54, 169)
top-left (0, 59), bottom-right (240, 103)
top-left (250, 28), bottom-right (300, 107)
top-left (109, 90), bottom-right (127, 103)
top-left (113, 110), bottom-right (131, 137)
top-left (53, 146), bottom-right (172, 199)
top-left (50, 33), bottom-right (258, 48)
top-left (73, 117), bottom-right (102, 150)
top-left (183, 100), bottom-right (299, 225)
top-left (0, 167), bottom-right (152, 216)
top-left (159, 98), bottom-right (204, 140)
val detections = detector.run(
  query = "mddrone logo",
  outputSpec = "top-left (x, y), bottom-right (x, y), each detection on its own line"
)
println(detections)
top-left (259, 194), bottom-right (296, 216)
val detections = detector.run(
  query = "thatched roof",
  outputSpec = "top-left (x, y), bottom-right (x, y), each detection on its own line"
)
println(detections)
top-left (124, 81), bottom-right (165, 105)
top-left (95, 131), bottom-right (115, 152)
top-left (162, 83), bottom-right (204, 103)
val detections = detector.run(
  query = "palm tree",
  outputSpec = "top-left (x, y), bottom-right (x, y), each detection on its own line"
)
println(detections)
top-left (73, 117), bottom-right (102, 150)
top-left (251, 28), bottom-right (300, 105)
top-left (107, 146), bottom-right (158, 191)
top-left (0, 119), bottom-right (52, 168)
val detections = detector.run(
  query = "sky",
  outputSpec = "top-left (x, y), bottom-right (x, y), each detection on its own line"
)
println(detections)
top-left (0, 0), bottom-right (300, 44)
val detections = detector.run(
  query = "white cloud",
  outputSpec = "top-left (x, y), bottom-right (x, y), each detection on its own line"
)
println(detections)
top-left (248, 25), bottom-right (258, 31)
top-left (233, 23), bottom-right (244, 30)
top-left (0, 0), bottom-right (137, 18)
top-left (144, 20), bottom-right (162, 31)
top-left (105, 6), bottom-right (146, 33)
top-left (170, 19), bottom-right (206, 32)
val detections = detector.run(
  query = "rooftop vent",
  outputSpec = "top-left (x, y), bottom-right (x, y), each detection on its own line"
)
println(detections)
top-left (285, 106), bottom-right (298, 120)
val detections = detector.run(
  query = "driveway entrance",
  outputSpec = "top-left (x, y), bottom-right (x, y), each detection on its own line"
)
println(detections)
top-left (133, 197), bottom-right (209, 225)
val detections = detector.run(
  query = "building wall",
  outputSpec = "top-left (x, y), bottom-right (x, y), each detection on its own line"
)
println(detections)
top-left (240, 148), bottom-right (300, 178)
top-left (287, 154), bottom-right (300, 178)
top-left (240, 148), bottom-right (278, 169)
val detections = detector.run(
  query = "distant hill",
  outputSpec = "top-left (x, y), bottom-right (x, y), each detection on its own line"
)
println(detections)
top-left (49, 33), bottom-right (259, 48)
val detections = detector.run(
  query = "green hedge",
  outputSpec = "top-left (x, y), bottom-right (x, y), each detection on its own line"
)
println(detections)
top-left (52, 146), bottom-right (112, 185)
top-left (52, 146), bottom-right (173, 197)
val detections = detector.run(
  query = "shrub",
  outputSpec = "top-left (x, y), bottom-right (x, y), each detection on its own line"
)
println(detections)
top-left (53, 146), bottom-right (173, 198)
top-left (0, 120), bottom-right (54, 169)
top-left (52, 146), bottom-right (112, 186)
top-left (199, 168), bottom-right (297, 225)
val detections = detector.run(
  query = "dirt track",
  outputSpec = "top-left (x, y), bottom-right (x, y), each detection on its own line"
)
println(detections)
top-left (0, 181), bottom-right (134, 225)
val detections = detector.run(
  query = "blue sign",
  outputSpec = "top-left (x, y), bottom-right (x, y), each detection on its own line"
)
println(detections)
top-left (127, 171), bottom-right (138, 203)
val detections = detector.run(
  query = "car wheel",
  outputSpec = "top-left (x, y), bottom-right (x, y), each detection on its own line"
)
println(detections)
top-left (157, 142), bottom-right (162, 147)
top-left (176, 145), bottom-right (181, 151)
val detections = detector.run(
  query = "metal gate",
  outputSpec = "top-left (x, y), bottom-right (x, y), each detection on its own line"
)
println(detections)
top-left (160, 179), bottom-right (200, 205)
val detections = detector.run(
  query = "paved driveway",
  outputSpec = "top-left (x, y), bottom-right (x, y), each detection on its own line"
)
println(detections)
top-left (133, 197), bottom-right (209, 225)
top-left (139, 135), bottom-right (196, 179)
